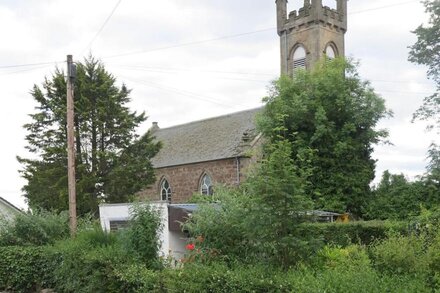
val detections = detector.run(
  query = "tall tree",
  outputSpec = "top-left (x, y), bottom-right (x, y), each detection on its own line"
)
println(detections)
top-left (246, 139), bottom-right (314, 268)
top-left (258, 59), bottom-right (390, 216)
top-left (409, 0), bottom-right (440, 131)
top-left (18, 57), bottom-right (160, 215)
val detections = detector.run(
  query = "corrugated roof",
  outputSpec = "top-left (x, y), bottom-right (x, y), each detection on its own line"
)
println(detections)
top-left (151, 107), bottom-right (262, 168)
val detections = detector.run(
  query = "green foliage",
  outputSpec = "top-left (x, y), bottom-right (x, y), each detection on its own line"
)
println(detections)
top-left (0, 246), bottom-right (52, 293)
top-left (258, 58), bottom-right (390, 216)
top-left (314, 244), bottom-right (371, 269)
top-left (370, 232), bottom-right (428, 275)
top-left (245, 139), bottom-right (314, 268)
top-left (296, 221), bottom-right (407, 247)
top-left (1, 229), bottom-right (438, 292)
top-left (121, 204), bottom-right (163, 268)
top-left (365, 169), bottom-right (440, 221)
top-left (366, 171), bottom-right (423, 220)
top-left (409, 0), bottom-right (440, 131)
top-left (48, 231), bottom-right (128, 293)
top-left (184, 187), bottom-right (253, 263)
top-left (0, 210), bottom-right (69, 246)
top-left (17, 57), bottom-right (161, 215)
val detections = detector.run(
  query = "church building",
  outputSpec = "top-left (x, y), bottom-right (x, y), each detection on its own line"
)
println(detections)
top-left (140, 0), bottom-right (348, 204)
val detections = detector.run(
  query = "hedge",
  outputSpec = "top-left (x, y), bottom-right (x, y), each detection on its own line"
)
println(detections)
top-left (0, 246), bottom-right (55, 293)
top-left (0, 245), bottom-right (430, 293)
top-left (294, 220), bottom-right (408, 246)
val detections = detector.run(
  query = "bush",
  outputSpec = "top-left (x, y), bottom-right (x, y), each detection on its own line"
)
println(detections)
top-left (162, 262), bottom-right (428, 293)
top-left (313, 244), bottom-right (371, 270)
top-left (121, 204), bottom-right (163, 268)
top-left (370, 232), bottom-right (428, 276)
top-left (295, 220), bottom-right (407, 247)
top-left (0, 246), bottom-right (55, 293)
top-left (0, 210), bottom-right (70, 246)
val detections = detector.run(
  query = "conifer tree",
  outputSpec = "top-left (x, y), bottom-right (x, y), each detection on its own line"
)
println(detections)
top-left (18, 57), bottom-right (160, 215)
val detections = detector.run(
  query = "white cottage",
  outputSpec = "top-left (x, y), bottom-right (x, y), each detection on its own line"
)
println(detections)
top-left (0, 197), bottom-right (22, 221)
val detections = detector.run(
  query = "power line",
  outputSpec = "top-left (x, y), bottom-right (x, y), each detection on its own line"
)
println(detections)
top-left (118, 74), bottom-right (249, 108)
top-left (0, 65), bottom-right (53, 76)
top-left (102, 27), bottom-right (276, 59)
top-left (350, 0), bottom-right (419, 15)
top-left (80, 0), bottom-right (123, 56)
top-left (0, 0), bottom-right (423, 69)
top-left (113, 66), bottom-right (270, 83)
top-left (0, 61), bottom-right (61, 70)
top-left (111, 64), bottom-right (435, 87)
top-left (110, 64), bottom-right (275, 77)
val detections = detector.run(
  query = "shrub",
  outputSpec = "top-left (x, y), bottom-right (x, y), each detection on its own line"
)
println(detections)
top-left (0, 246), bottom-right (55, 293)
top-left (370, 232), bottom-right (428, 275)
top-left (314, 244), bottom-right (371, 270)
top-left (0, 210), bottom-right (70, 246)
top-left (121, 204), bottom-right (163, 268)
top-left (295, 220), bottom-right (407, 247)
top-left (48, 228), bottom-right (131, 293)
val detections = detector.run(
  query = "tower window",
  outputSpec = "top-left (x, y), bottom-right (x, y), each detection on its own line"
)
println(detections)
top-left (160, 178), bottom-right (172, 202)
top-left (200, 174), bottom-right (213, 196)
top-left (292, 46), bottom-right (307, 71)
top-left (325, 45), bottom-right (337, 59)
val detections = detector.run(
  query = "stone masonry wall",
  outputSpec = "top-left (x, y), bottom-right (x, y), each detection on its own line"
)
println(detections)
top-left (140, 158), bottom-right (251, 203)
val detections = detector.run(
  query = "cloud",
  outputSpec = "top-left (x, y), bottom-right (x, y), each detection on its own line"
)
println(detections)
top-left (0, 0), bottom-right (437, 208)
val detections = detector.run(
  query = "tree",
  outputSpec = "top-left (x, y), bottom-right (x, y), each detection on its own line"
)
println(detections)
top-left (245, 139), bottom-right (314, 268)
top-left (409, 0), bottom-right (440, 131)
top-left (257, 58), bottom-right (390, 216)
top-left (18, 57), bottom-right (160, 215)
top-left (365, 171), bottom-right (422, 220)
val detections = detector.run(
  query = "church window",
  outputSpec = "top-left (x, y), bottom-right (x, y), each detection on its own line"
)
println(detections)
top-left (325, 45), bottom-right (337, 59)
top-left (292, 45), bottom-right (307, 71)
top-left (200, 174), bottom-right (213, 196)
top-left (160, 179), bottom-right (172, 202)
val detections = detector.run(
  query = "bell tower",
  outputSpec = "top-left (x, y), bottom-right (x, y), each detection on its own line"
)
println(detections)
top-left (276, 0), bottom-right (347, 76)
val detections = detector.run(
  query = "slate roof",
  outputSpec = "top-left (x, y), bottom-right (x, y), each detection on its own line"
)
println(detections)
top-left (151, 107), bottom-right (262, 168)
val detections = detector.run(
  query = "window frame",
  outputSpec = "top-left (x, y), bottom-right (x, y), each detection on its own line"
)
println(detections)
top-left (160, 178), bottom-right (172, 202)
top-left (291, 44), bottom-right (307, 72)
top-left (200, 173), bottom-right (214, 196)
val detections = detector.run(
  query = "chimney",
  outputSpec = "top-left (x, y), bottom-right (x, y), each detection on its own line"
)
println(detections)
top-left (150, 122), bottom-right (160, 133)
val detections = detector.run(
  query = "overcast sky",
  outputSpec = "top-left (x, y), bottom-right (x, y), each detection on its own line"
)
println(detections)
top-left (0, 0), bottom-right (437, 209)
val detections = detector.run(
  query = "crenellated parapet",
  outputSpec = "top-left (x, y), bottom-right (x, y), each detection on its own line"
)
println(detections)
top-left (276, 0), bottom-right (348, 76)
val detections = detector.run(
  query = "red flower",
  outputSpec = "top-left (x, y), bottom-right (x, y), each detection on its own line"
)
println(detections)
top-left (186, 243), bottom-right (195, 251)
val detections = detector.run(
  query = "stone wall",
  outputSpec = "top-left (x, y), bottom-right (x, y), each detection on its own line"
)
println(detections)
top-left (140, 157), bottom-right (251, 203)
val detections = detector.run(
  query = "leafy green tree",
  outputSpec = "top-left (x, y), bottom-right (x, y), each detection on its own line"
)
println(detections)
top-left (18, 57), bottom-right (160, 215)
top-left (258, 59), bottom-right (390, 216)
top-left (366, 171), bottom-right (422, 220)
top-left (245, 139), bottom-right (314, 268)
top-left (409, 0), bottom-right (440, 131)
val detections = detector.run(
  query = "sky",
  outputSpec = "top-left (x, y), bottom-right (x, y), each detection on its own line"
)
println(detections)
top-left (0, 0), bottom-right (437, 209)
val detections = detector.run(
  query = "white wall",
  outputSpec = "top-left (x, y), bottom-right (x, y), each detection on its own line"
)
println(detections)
top-left (99, 202), bottom-right (187, 260)
top-left (0, 199), bottom-right (20, 222)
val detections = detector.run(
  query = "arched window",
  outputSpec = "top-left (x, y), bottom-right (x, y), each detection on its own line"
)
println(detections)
top-left (325, 45), bottom-right (337, 59)
top-left (160, 178), bottom-right (172, 202)
top-left (200, 174), bottom-right (213, 196)
top-left (292, 45), bottom-right (307, 71)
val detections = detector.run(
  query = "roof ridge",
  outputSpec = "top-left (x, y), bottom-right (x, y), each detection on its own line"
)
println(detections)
top-left (156, 106), bottom-right (263, 131)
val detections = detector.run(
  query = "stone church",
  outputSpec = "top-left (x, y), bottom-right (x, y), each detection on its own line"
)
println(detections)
top-left (140, 0), bottom-right (348, 204)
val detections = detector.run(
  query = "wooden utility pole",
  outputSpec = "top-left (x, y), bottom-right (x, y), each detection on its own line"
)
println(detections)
top-left (66, 55), bottom-right (77, 236)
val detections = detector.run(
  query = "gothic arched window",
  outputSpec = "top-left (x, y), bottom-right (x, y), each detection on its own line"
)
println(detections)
top-left (292, 45), bottom-right (307, 71)
top-left (325, 44), bottom-right (337, 59)
top-left (200, 174), bottom-right (213, 196)
top-left (160, 178), bottom-right (172, 202)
